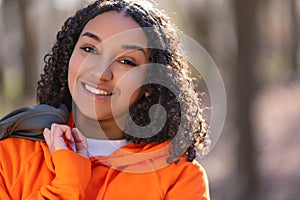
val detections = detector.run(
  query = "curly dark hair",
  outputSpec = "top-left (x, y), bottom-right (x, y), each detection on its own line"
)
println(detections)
top-left (37, 0), bottom-right (209, 163)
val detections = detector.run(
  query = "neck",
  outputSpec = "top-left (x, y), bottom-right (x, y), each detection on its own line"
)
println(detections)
top-left (73, 107), bottom-right (125, 140)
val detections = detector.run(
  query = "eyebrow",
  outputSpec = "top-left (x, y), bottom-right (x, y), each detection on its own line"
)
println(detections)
top-left (122, 45), bottom-right (147, 56)
top-left (81, 32), bottom-right (147, 55)
top-left (81, 32), bottom-right (101, 42)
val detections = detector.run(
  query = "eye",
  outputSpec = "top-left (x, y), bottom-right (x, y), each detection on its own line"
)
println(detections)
top-left (119, 59), bottom-right (137, 67)
top-left (80, 46), bottom-right (99, 54)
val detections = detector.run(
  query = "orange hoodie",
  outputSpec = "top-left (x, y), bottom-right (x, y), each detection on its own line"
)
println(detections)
top-left (0, 137), bottom-right (210, 199)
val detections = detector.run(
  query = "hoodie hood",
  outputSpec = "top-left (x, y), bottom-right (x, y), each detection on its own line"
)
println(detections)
top-left (67, 113), bottom-right (173, 174)
top-left (91, 140), bottom-right (171, 173)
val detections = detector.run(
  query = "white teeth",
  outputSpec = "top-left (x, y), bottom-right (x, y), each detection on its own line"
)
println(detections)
top-left (84, 84), bottom-right (112, 96)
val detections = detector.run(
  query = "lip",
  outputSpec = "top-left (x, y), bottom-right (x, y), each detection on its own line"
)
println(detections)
top-left (81, 82), bottom-right (114, 100)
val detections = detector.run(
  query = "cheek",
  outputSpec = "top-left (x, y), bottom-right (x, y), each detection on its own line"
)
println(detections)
top-left (122, 71), bottom-right (146, 105)
top-left (68, 52), bottom-right (82, 92)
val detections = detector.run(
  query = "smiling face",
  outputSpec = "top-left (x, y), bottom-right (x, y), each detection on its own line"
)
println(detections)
top-left (68, 11), bottom-right (150, 123)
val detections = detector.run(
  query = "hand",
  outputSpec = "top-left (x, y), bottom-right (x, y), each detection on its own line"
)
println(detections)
top-left (43, 124), bottom-right (89, 158)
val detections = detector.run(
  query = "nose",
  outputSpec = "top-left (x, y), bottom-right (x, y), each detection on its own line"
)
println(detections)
top-left (89, 58), bottom-right (113, 81)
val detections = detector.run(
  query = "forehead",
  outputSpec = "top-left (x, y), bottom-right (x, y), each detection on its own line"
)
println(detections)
top-left (81, 11), bottom-right (148, 45)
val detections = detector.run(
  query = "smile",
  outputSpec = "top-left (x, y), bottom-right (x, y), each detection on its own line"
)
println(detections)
top-left (84, 83), bottom-right (113, 96)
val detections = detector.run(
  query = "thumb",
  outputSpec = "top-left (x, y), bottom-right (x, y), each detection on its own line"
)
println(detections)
top-left (72, 128), bottom-right (89, 158)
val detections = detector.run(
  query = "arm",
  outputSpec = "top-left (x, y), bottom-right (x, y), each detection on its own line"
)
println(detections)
top-left (28, 124), bottom-right (91, 199)
top-left (0, 170), bottom-right (10, 200)
top-left (0, 139), bottom-right (91, 200)
top-left (26, 150), bottom-right (91, 200)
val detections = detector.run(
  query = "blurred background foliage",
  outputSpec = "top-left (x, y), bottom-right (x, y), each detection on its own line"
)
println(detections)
top-left (0, 0), bottom-right (299, 199)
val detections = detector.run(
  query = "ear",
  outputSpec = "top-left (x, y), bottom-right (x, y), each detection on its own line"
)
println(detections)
top-left (144, 91), bottom-right (150, 98)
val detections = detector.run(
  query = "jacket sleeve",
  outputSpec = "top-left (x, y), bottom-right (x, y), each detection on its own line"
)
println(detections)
top-left (0, 171), bottom-right (10, 200)
top-left (165, 160), bottom-right (210, 200)
top-left (26, 150), bottom-right (91, 200)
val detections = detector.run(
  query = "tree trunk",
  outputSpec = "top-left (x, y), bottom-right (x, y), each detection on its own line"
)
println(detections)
top-left (17, 0), bottom-right (37, 98)
top-left (233, 0), bottom-right (260, 199)
top-left (290, 0), bottom-right (299, 80)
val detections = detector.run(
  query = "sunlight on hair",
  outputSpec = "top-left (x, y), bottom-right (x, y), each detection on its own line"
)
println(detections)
top-left (130, 0), bottom-right (156, 10)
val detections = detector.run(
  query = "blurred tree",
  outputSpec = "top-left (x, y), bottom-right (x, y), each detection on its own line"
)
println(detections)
top-left (1, 0), bottom-right (36, 102)
top-left (234, 0), bottom-right (260, 199)
top-left (17, 0), bottom-right (37, 98)
top-left (290, 0), bottom-right (299, 80)
top-left (0, 4), bottom-right (3, 95)
top-left (1, 0), bottom-right (23, 104)
top-left (0, 64), bottom-right (3, 95)
top-left (186, 1), bottom-right (209, 52)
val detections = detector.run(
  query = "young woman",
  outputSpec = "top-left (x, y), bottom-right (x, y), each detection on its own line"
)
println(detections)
top-left (0, 0), bottom-right (210, 199)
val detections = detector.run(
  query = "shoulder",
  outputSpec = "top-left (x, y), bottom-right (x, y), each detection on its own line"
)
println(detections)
top-left (0, 138), bottom-right (46, 167)
top-left (0, 137), bottom-right (42, 153)
top-left (169, 156), bottom-right (208, 183)
top-left (159, 156), bottom-right (210, 199)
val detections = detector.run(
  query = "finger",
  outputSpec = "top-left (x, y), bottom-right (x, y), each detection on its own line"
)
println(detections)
top-left (50, 124), bottom-right (59, 143)
top-left (43, 127), bottom-right (56, 154)
top-left (51, 124), bottom-right (65, 145)
top-left (63, 127), bottom-right (74, 143)
top-left (62, 126), bottom-right (76, 151)
top-left (51, 123), bottom-right (68, 137)
top-left (43, 128), bottom-right (51, 145)
top-left (72, 128), bottom-right (86, 143)
top-left (72, 128), bottom-right (89, 158)
top-left (72, 128), bottom-right (88, 150)
top-left (50, 124), bottom-right (74, 143)
top-left (48, 124), bottom-right (69, 153)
